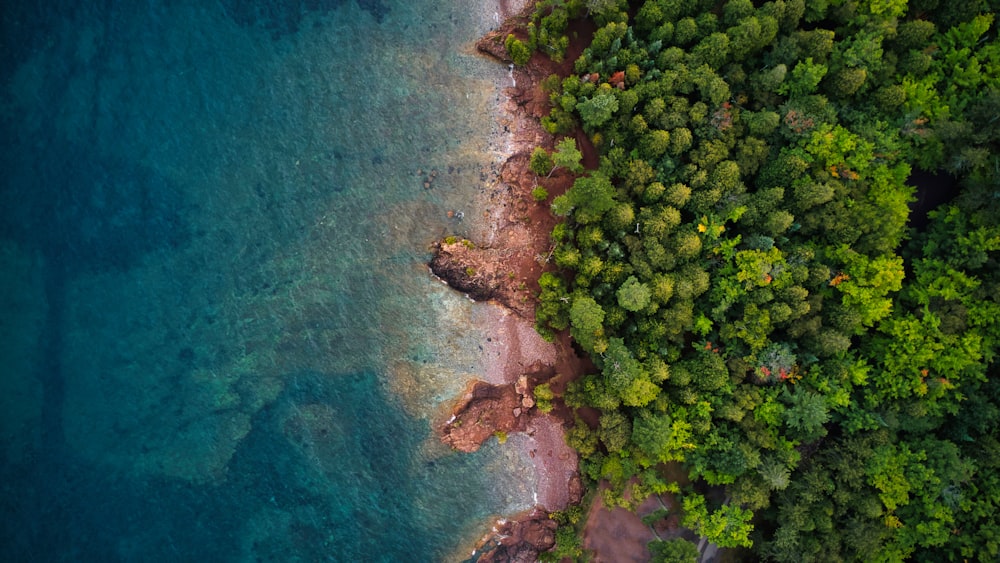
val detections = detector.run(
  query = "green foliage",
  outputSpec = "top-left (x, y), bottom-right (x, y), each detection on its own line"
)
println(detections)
top-left (781, 387), bottom-right (829, 442)
top-left (828, 246), bottom-right (905, 328)
top-left (616, 275), bottom-right (651, 312)
top-left (778, 57), bottom-right (828, 97)
top-left (553, 137), bottom-right (585, 174)
top-left (530, 146), bottom-right (554, 176)
top-left (526, 2), bottom-right (1000, 559)
top-left (569, 294), bottom-right (606, 354)
top-left (681, 493), bottom-right (754, 548)
top-left (531, 185), bottom-right (550, 202)
top-left (648, 538), bottom-right (699, 563)
top-left (539, 522), bottom-right (586, 561)
top-left (577, 92), bottom-right (619, 129)
top-left (632, 409), bottom-right (694, 463)
top-left (567, 172), bottom-right (617, 222)
top-left (534, 382), bottom-right (555, 413)
top-left (598, 409), bottom-right (631, 453)
top-left (505, 34), bottom-right (532, 66)
top-left (527, 0), bottom-right (577, 63)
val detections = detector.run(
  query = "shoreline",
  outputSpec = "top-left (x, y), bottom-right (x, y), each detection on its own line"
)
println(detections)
top-left (431, 1), bottom-right (591, 560)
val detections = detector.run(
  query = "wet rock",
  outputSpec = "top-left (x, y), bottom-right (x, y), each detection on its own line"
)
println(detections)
top-left (477, 29), bottom-right (514, 63)
top-left (428, 240), bottom-right (533, 318)
top-left (441, 381), bottom-right (527, 453)
top-left (478, 507), bottom-right (557, 563)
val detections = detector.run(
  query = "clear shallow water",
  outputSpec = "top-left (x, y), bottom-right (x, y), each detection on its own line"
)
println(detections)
top-left (0, 1), bottom-right (535, 560)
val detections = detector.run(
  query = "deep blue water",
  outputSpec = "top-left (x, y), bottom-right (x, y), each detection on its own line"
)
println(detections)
top-left (0, 1), bottom-right (532, 560)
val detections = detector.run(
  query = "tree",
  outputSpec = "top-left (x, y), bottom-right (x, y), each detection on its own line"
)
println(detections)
top-left (505, 34), bottom-right (532, 66)
top-left (632, 409), bottom-right (694, 464)
top-left (552, 137), bottom-right (585, 174)
top-left (682, 493), bottom-right (754, 548)
top-left (728, 16), bottom-right (778, 62)
top-left (691, 32), bottom-right (729, 68)
top-left (617, 275), bottom-right (652, 312)
top-left (577, 92), bottom-right (619, 129)
top-left (824, 66), bottom-right (867, 98)
top-left (828, 246), bottom-right (904, 328)
top-left (781, 387), bottom-right (829, 442)
top-left (757, 456), bottom-right (791, 491)
top-left (744, 109), bottom-right (781, 136)
top-left (602, 337), bottom-right (647, 399)
top-left (751, 64), bottom-right (788, 97)
top-left (668, 127), bottom-right (693, 156)
top-left (533, 382), bottom-right (555, 413)
top-left (568, 172), bottom-right (617, 223)
top-left (598, 409), bottom-right (631, 453)
top-left (570, 295), bottom-right (605, 354)
top-left (641, 129), bottom-right (671, 159)
top-left (530, 146), bottom-right (554, 176)
top-left (778, 57), bottom-right (828, 97)
top-left (649, 538), bottom-right (699, 563)
top-left (723, 0), bottom-right (755, 26)
top-left (535, 271), bottom-right (570, 338)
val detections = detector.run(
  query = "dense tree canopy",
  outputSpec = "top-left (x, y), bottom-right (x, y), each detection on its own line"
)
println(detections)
top-left (523, 0), bottom-right (1000, 560)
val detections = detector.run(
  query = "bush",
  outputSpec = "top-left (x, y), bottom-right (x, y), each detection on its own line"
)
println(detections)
top-left (532, 185), bottom-right (550, 202)
top-left (505, 34), bottom-right (532, 66)
top-left (534, 382), bottom-right (555, 413)
top-left (530, 146), bottom-right (554, 176)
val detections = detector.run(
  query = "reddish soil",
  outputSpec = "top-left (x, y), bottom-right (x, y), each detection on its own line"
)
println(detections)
top-left (432, 4), bottom-right (697, 562)
top-left (433, 1), bottom-right (592, 468)
top-left (430, 4), bottom-right (593, 561)
top-left (437, 4), bottom-right (733, 562)
top-left (582, 465), bottom-right (696, 562)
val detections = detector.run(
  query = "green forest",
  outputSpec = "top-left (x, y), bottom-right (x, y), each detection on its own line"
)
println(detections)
top-left (511, 0), bottom-right (1000, 560)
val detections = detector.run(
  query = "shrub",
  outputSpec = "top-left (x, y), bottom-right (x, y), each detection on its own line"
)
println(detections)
top-left (505, 34), bottom-right (532, 66)
top-left (530, 146), bottom-right (555, 176)
top-left (534, 382), bottom-right (555, 413)
top-left (532, 185), bottom-right (550, 202)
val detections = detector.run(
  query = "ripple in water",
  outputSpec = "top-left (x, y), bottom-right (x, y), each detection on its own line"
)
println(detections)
top-left (0, 0), bottom-right (535, 560)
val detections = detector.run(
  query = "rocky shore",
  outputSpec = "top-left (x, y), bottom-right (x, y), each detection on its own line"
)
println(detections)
top-left (428, 1), bottom-right (593, 560)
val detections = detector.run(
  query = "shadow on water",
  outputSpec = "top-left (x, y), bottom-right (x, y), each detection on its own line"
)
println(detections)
top-left (0, 370), bottom-right (439, 561)
top-left (0, 0), bottom-right (91, 84)
top-left (224, 371), bottom-right (430, 561)
top-left (0, 136), bottom-right (190, 276)
top-left (0, 139), bottom-right (194, 559)
top-left (0, 48), bottom-right (194, 552)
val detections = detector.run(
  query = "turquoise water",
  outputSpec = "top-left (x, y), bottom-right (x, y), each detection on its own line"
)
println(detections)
top-left (0, 1), bottom-right (535, 560)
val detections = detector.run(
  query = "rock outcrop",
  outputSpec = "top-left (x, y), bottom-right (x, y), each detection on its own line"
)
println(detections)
top-left (476, 507), bottom-right (558, 563)
top-left (441, 375), bottom-right (542, 453)
top-left (429, 239), bottom-right (534, 319)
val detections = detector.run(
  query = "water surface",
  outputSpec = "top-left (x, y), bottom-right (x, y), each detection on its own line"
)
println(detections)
top-left (0, 1), bottom-right (535, 559)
